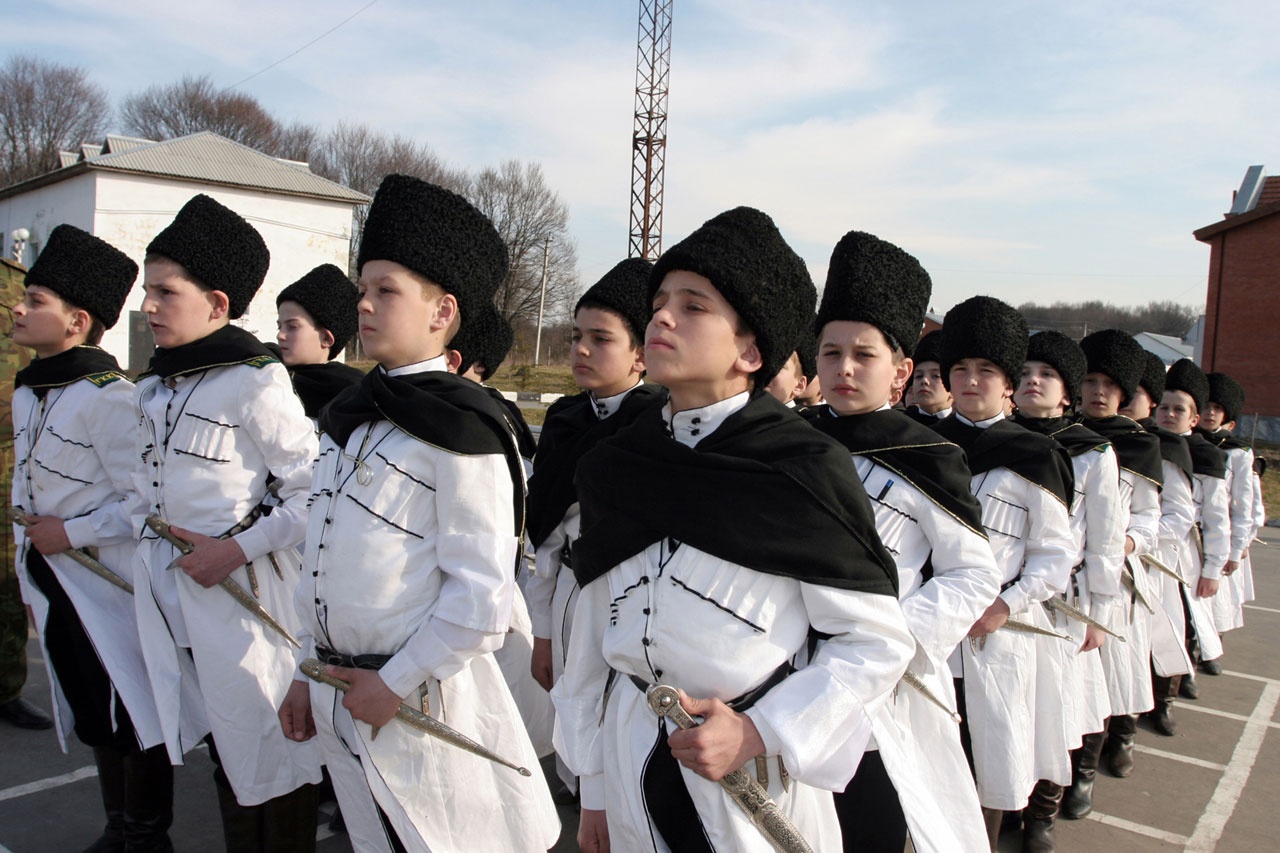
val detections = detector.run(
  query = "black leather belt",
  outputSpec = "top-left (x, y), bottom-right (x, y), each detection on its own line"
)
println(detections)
top-left (1001, 578), bottom-right (1019, 593)
top-left (628, 661), bottom-right (794, 713)
top-left (314, 645), bottom-right (392, 671)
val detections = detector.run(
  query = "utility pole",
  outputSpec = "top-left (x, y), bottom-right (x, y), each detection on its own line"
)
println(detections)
top-left (533, 236), bottom-right (551, 366)
top-left (630, 0), bottom-right (673, 260)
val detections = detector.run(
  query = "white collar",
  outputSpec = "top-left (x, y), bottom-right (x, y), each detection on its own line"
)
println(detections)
top-left (384, 355), bottom-right (448, 377)
top-left (785, 399), bottom-right (796, 409)
top-left (661, 391), bottom-right (750, 448)
top-left (956, 410), bottom-right (1005, 429)
top-left (591, 381), bottom-right (644, 420)
top-left (930, 405), bottom-right (953, 419)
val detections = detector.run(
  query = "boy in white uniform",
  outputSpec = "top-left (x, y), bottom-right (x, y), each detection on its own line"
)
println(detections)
top-left (11, 225), bottom-right (174, 851)
top-left (553, 207), bottom-right (915, 853)
top-left (276, 263), bottom-right (363, 422)
top-left (132, 195), bottom-right (323, 850)
top-left (1199, 372), bottom-right (1254, 640)
top-left (1065, 329), bottom-right (1161, 817)
top-left (279, 175), bottom-right (559, 853)
top-left (1012, 330), bottom-right (1123, 852)
top-left (904, 330), bottom-right (952, 424)
top-left (931, 296), bottom-right (1075, 852)
top-left (810, 231), bottom-right (1000, 853)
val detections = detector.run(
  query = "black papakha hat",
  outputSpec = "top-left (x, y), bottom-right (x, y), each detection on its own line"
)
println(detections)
top-left (576, 257), bottom-right (653, 344)
top-left (146, 194), bottom-right (269, 320)
top-left (796, 320), bottom-right (818, 382)
top-left (939, 295), bottom-right (1027, 387)
top-left (450, 303), bottom-right (512, 382)
top-left (913, 329), bottom-right (945, 367)
top-left (1137, 350), bottom-right (1166, 403)
top-left (277, 264), bottom-right (359, 358)
top-left (650, 206), bottom-right (815, 382)
top-left (357, 175), bottom-right (507, 323)
top-left (24, 224), bottom-right (138, 329)
top-left (1025, 330), bottom-right (1086, 403)
top-left (1079, 329), bottom-right (1145, 406)
top-left (816, 231), bottom-right (931, 357)
top-left (1164, 358), bottom-right (1209, 411)
top-left (1206, 372), bottom-right (1246, 423)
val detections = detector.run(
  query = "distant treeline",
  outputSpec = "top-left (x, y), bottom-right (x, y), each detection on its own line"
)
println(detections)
top-left (1018, 300), bottom-right (1197, 339)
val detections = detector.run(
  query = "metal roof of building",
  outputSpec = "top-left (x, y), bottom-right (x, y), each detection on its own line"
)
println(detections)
top-left (1134, 331), bottom-right (1194, 366)
top-left (0, 132), bottom-right (369, 204)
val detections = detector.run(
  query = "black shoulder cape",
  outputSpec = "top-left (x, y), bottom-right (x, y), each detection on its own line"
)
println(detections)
top-left (288, 361), bottom-right (365, 419)
top-left (904, 406), bottom-right (947, 426)
top-left (1184, 430), bottom-right (1228, 480)
top-left (1141, 420), bottom-right (1195, 484)
top-left (526, 384), bottom-right (664, 549)
top-left (1083, 415), bottom-right (1164, 488)
top-left (144, 325), bottom-right (277, 380)
top-left (14, 346), bottom-right (124, 392)
top-left (1013, 414), bottom-right (1110, 457)
top-left (572, 393), bottom-right (898, 595)
top-left (320, 367), bottom-right (526, 536)
top-left (483, 387), bottom-right (538, 461)
top-left (1198, 427), bottom-right (1250, 453)
top-left (932, 416), bottom-right (1073, 507)
top-left (809, 406), bottom-right (986, 538)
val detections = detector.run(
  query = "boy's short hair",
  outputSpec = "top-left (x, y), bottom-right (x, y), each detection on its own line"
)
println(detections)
top-left (939, 295), bottom-right (1027, 389)
top-left (146, 194), bottom-right (270, 319)
top-left (650, 206), bottom-right (814, 382)
top-left (358, 175), bottom-right (507, 324)
top-left (277, 264), bottom-right (360, 358)
top-left (24, 224), bottom-right (138, 330)
top-left (450, 304), bottom-right (512, 381)
top-left (575, 257), bottom-right (653, 348)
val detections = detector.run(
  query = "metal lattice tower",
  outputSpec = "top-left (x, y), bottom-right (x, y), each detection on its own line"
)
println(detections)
top-left (630, 0), bottom-right (673, 260)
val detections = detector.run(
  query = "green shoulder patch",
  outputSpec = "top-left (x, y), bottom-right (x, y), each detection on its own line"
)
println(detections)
top-left (86, 371), bottom-right (126, 387)
top-left (243, 355), bottom-right (280, 369)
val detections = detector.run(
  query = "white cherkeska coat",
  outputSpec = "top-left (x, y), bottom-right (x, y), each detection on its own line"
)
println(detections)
top-left (1212, 444), bottom-right (1256, 632)
top-left (132, 360), bottom-right (322, 806)
top-left (296, 390), bottom-right (560, 853)
top-left (11, 373), bottom-right (165, 753)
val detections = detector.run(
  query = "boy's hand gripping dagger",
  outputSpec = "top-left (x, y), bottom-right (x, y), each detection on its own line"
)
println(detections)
top-left (144, 514), bottom-right (300, 649)
top-left (12, 507), bottom-right (134, 594)
top-left (646, 684), bottom-right (815, 853)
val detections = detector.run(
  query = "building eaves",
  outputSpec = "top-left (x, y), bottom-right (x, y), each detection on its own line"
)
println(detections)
top-left (1193, 199), bottom-right (1280, 242)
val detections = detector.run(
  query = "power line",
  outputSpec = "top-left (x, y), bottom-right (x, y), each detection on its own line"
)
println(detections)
top-left (223, 0), bottom-right (381, 92)
top-left (931, 267), bottom-right (1201, 279)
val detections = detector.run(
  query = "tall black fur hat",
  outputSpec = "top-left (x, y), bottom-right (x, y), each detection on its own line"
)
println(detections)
top-left (450, 303), bottom-right (511, 382)
top-left (650, 206), bottom-right (814, 382)
top-left (1164, 358), bottom-right (1209, 410)
top-left (357, 175), bottom-right (507, 323)
top-left (277, 264), bottom-right (359, 358)
top-left (146, 194), bottom-right (269, 319)
top-left (1079, 329), bottom-right (1145, 405)
top-left (576, 257), bottom-right (652, 344)
top-left (1137, 350), bottom-right (1166, 402)
top-left (913, 329), bottom-right (945, 366)
top-left (1206, 372), bottom-right (1246, 423)
top-left (24, 224), bottom-right (137, 329)
top-left (939, 296), bottom-right (1027, 386)
top-left (816, 231), bottom-right (931, 357)
top-left (1025, 330), bottom-right (1086, 403)
top-left (796, 320), bottom-right (818, 382)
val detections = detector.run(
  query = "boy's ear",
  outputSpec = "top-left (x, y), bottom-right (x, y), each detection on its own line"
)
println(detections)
top-left (893, 356), bottom-right (914, 394)
top-left (445, 349), bottom-right (463, 373)
top-left (208, 289), bottom-right (231, 319)
top-left (734, 335), bottom-right (763, 376)
top-left (1189, 410), bottom-right (1201, 429)
top-left (67, 306), bottom-right (92, 337)
top-left (631, 344), bottom-right (646, 376)
top-left (319, 329), bottom-right (336, 349)
top-left (433, 292), bottom-right (459, 334)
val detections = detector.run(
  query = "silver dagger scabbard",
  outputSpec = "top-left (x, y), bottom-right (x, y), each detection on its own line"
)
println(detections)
top-left (1044, 596), bottom-right (1127, 642)
top-left (144, 514), bottom-right (300, 649)
top-left (11, 508), bottom-right (134, 595)
top-left (1140, 553), bottom-right (1188, 586)
top-left (1003, 617), bottom-right (1073, 642)
top-left (646, 684), bottom-right (815, 853)
top-left (1120, 568), bottom-right (1156, 614)
top-left (299, 659), bottom-right (532, 776)
top-left (901, 670), bottom-right (962, 724)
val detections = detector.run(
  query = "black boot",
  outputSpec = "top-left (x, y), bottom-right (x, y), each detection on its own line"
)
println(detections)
top-left (1180, 673), bottom-right (1200, 699)
top-left (261, 784), bottom-right (320, 853)
top-left (1062, 730), bottom-right (1105, 819)
top-left (123, 745), bottom-right (173, 853)
top-left (84, 746), bottom-right (127, 853)
top-left (1022, 780), bottom-right (1062, 853)
top-left (1103, 714), bottom-right (1136, 777)
top-left (1148, 675), bottom-right (1179, 736)
top-left (215, 767), bottom-right (264, 852)
top-left (1200, 657), bottom-right (1222, 676)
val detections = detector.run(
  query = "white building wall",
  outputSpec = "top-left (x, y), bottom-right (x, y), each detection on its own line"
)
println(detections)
top-left (1, 172), bottom-right (357, 371)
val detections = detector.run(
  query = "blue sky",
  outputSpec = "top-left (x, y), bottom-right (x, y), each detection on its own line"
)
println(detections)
top-left (9, 0), bottom-right (1280, 315)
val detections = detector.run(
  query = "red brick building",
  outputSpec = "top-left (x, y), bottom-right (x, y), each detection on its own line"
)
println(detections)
top-left (1193, 166), bottom-right (1280, 419)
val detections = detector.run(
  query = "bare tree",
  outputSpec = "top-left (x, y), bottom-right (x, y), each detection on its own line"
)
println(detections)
top-left (1018, 299), bottom-right (1198, 338)
top-left (0, 55), bottom-right (111, 186)
top-left (466, 160), bottom-right (579, 331)
top-left (272, 120), bottom-right (322, 163)
top-left (119, 74), bottom-right (282, 151)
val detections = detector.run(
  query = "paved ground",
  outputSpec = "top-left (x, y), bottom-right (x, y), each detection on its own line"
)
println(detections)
top-left (3, 529), bottom-right (1279, 851)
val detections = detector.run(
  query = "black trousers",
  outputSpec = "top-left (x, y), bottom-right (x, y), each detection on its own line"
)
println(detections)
top-left (833, 749), bottom-right (909, 852)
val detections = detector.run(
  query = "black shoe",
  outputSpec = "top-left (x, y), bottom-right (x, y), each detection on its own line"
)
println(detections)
top-left (0, 697), bottom-right (54, 730)
top-left (1148, 704), bottom-right (1177, 736)
top-left (1179, 675), bottom-right (1200, 699)
top-left (1199, 658), bottom-right (1222, 676)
